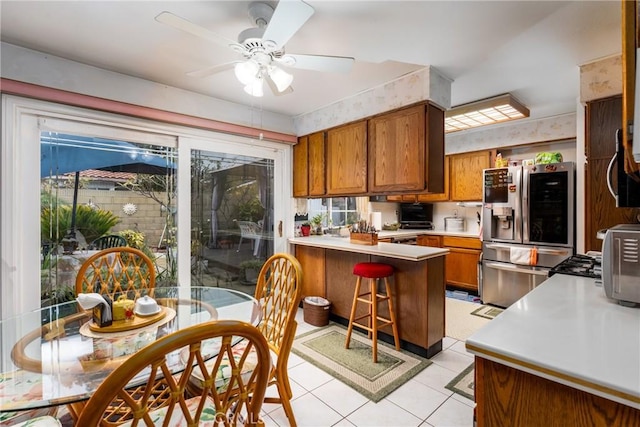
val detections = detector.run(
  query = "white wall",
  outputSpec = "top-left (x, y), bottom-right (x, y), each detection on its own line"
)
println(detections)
top-left (0, 42), bottom-right (295, 135)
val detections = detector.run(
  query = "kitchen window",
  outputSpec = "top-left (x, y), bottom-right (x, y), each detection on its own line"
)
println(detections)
top-left (307, 197), bottom-right (360, 227)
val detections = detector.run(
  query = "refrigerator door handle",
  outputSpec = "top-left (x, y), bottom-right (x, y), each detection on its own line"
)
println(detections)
top-left (484, 261), bottom-right (549, 276)
top-left (485, 243), bottom-right (513, 251)
top-left (537, 248), bottom-right (571, 256)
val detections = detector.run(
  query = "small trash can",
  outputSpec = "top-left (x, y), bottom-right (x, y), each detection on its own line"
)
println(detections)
top-left (303, 296), bottom-right (331, 327)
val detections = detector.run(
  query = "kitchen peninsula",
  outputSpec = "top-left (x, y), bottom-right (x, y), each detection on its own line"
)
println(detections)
top-left (289, 236), bottom-right (449, 357)
top-left (466, 274), bottom-right (640, 425)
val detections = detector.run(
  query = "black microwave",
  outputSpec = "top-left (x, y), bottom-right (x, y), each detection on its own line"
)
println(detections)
top-left (608, 129), bottom-right (640, 208)
top-left (399, 203), bottom-right (433, 228)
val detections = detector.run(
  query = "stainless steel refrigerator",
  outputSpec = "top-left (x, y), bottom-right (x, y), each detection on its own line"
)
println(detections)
top-left (480, 162), bottom-right (575, 308)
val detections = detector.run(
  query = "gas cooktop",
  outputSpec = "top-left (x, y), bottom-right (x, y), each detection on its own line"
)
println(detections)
top-left (549, 253), bottom-right (601, 279)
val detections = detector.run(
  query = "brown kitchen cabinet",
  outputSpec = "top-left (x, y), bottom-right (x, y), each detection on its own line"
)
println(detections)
top-left (442, 236), bottom-right (481, 292)
top-left (585, 95), bottom-right (638, 252)
top-left (387, 194), bottom-right (418, 202)
top-left (417, 234), bottom-right (442, 247)
top-left (292, 135), bottom-right (308, 197)
top-left (368, 103), bottom-right (444, 194)
top-left (417, 234), bottom-right (481, 292)
top-left (294, 245), bottom-right (326, 298)
top-left (418, 155), bottom-right (450, 202)
top-left (449, 150), bottom-right (495, 201)
top-left (326, 120), bottom-right (368, 195)
top-left (293, 131), bottom-right (326, 197)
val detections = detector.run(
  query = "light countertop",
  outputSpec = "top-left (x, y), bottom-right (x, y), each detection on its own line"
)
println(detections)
top-left (288, 236), bottom-right (449, 261)
top-left (466, 274), bottom-right (640, 409)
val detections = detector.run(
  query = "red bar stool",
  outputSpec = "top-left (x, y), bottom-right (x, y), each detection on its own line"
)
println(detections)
top-left (344, 262), bottom-right (400, 362)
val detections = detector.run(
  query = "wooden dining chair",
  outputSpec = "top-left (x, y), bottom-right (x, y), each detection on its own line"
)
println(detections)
top-left (75, 320), bottom-right (271, 427)
top-left (188, 253), bottom-right (303, 426)
top-left (75, 246), bottom-right (156, 300)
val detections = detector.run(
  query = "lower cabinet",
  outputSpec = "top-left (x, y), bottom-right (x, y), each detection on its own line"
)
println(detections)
top-left (418, 234), bottom-right (481, 293)
top-left (294, 245), bottom-right (326, 298)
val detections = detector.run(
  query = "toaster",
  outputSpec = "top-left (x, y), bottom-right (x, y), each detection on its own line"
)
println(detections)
top-left (602, 224), bottom-right (640, 306)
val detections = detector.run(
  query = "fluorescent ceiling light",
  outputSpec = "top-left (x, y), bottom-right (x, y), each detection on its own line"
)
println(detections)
top-left (445, 94), bottom-right (529, 133)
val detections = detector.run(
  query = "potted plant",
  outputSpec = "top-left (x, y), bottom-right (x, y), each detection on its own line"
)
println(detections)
top-left (300, 222), bottom-right (311, 237)
top-left (239, 259), bottom-right (264, 284)
top-left (309, 213), bottom-right (325, 235)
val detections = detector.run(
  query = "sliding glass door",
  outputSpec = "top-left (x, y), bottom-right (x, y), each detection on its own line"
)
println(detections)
top-left (180, 137), bottom-right (286, 296)
top-left (3, 96), bottom-right (291, 318)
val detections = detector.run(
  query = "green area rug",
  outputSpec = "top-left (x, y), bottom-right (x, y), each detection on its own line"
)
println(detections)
top-left (292, 323), bottom-right (431, 402)
top-left (470, 305), bottom-right (504, 320)
top-left (445, 362), bottom-right (474, 400)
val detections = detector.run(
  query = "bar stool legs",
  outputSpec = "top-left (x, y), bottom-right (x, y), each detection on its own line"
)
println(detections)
top-left (345, 263), bottom-right (400, 363)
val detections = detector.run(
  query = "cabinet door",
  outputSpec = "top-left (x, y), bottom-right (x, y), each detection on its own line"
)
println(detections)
top-left (308, 131), bottom-right (326, 196)
top-left (418, 156), bottom-right (450, 202)
top-left (445, 247), bottom-right (480, 292)
top-left (292, 135), bottom-right (308, 197)
top-left (295, 245), bottom-right (326, 298)
top-left (417, 234), bottom-right (441, 247)
top-left (585, 96), bottom-right (637, 252)
top-left (449, 150), bottom-right (494, 201)
top-left (326, 121), bottom-right (368, 195)
top-left (368, 105), bottom-right (426, 193)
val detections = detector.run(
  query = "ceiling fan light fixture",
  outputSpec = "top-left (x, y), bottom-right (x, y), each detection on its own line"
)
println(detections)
top-left (268, 65), bottom-right (293, 92)
top-left (243, 76), bottom-right (264, 97)
top-left (234, 60), bottom-right (260, 85)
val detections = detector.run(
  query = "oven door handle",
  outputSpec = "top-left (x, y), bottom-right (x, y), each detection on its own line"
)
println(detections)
top-left (483, 261), bottom-right (549, 276)
top-left (484, 243), bottom-right (570, 257)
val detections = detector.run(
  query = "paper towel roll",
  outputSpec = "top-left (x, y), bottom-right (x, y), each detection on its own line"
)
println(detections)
top-left (369, 212), bottom-right (382, 231)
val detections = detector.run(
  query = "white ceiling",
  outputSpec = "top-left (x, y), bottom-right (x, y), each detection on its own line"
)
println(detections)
top-left (0, 1), bottom-right (622, 123)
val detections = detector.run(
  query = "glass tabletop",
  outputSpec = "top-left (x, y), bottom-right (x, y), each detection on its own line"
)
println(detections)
top-left (0, 286), bottom-right (261, 412)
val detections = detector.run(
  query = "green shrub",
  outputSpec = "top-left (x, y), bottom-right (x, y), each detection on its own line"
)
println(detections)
top-left (119, 229), bottom-right (145, 249)
top-left (41, 205), bottom-right (120, 244)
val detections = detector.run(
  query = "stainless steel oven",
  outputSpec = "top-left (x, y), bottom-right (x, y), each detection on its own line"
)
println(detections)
top-left (481, 162), bottom-right (575, 307)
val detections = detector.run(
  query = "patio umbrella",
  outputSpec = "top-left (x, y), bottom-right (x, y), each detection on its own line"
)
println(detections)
top-left (40, 133), bottom-right (174, 241)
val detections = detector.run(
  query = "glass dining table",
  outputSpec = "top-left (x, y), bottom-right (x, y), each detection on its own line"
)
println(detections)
top-left (0, 286), bottom-right (261, 414)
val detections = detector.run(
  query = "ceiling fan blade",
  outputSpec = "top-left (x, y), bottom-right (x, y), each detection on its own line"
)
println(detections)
top-left (262, 0), bottom-right (314, 49)
top-left (187, 61), bottom-right (240, 78)
top-left (265, 74), bottom-right (294, 96)
top-left (155, 11), bottom-right (237, 49)
top-left (284, 54), bottom-right (354, 73)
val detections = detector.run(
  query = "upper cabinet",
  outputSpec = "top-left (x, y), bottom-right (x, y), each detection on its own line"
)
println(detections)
top-left (369, 104), bottom-right (444, 194)
top-left (418, 156), bottom-right (450, 202)
top-left (326, 121), bottom-right (368, 195)
top-left (293, 131), bottom-right (326, 197)
top-left (449, 150), bottom-right (495, 201)
top-left (292, 134), bottom-right (309, 197)
top-left (293, 101), bottom-right (444, 198)
top-left (308, 131), bottom-right (326, 196)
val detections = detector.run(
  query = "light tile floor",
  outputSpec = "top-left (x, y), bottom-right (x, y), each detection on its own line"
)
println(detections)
top-left (260, 307), bottom-right (475, 427)
top-left (57, 304), bottom-right (476, 427)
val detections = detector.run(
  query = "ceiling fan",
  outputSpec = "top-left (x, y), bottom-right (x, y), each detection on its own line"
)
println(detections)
top-left (156, 0), bottom-right (355, 97)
